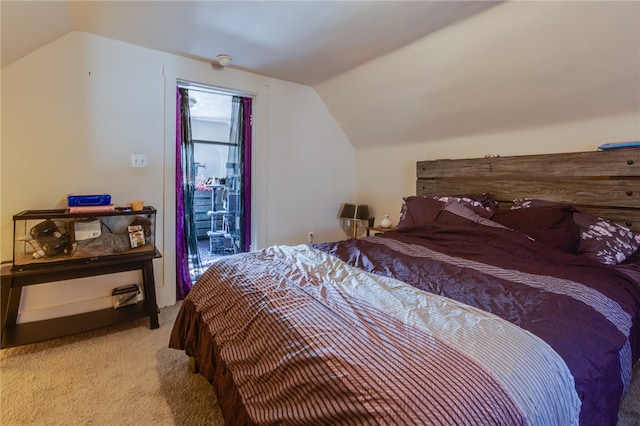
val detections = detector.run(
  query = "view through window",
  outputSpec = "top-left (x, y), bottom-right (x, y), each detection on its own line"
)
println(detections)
top-left (188, 89), bottom-right (241, 268)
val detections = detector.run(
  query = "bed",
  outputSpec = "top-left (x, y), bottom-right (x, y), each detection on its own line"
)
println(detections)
top-left (170, 148), bottom-right (640, 425)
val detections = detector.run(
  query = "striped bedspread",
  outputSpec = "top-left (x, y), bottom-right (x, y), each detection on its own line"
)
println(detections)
top-left (187, 244), bottom-right (582, 425)
top-left (320, 228), bottom-right (640, 425)
top-left (175, 216), bottom-right (640, 425)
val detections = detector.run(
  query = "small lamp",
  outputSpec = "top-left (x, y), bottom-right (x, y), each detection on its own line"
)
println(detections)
top-left (338, 203), bottom-right (369, 238)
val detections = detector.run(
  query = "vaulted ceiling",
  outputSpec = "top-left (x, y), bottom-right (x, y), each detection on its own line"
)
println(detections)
top-left (2, 1), bottom-right (639, 149)
top-left (0, 1), bottom-right (500, 85)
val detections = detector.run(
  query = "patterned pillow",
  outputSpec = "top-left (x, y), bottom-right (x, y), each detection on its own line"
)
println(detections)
top-left (435, 201), bottom-right (509, 229)
top-left (432, 193), bottom-right (499, 218)
top-left (398, 194), bottom-right (498, 230)
top-left (512, 198), bottom-right (640, 264)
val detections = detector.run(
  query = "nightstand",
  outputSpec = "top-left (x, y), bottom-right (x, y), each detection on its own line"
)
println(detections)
top-left (366, 226), bottom-right (398, 236)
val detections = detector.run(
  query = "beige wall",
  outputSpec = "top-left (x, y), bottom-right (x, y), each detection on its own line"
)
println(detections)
top-left (356, 112), bottom-right (640, 226)
top-left (317, 1), bottom-right (640, 150)
top-left (1, 32), bottom-right (355, 321)
top-left (335, 1), bottom-right (640, 226)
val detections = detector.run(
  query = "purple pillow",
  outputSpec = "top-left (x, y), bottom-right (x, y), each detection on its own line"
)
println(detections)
top-left (398, 193), bottom-right (498, 231)
top-left (397, 197), bottom-right (446, 230)
top-left (512, 198), bottom-right (640, 264)
top-left (492, 205), bottom-right (580, 253)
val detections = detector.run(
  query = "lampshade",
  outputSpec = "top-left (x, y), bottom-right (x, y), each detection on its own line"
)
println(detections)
top-left (338, 203), bottom-right (369, 238)
top-left (338, 203), bottom-right (369, 220)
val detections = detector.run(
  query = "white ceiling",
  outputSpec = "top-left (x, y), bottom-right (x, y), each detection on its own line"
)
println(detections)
top-left (2, 1), bottom-right (638, 150)
top-left (0, 0), bottom-right (500, 86)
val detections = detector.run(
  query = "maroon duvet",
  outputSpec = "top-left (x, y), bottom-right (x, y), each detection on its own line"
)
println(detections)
top-left (170, 213), bottom-right (640, 425)
top-left (319, 222), bottom-right (640, 425)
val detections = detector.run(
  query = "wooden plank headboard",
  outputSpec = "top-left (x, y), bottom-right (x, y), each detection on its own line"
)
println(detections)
top-left (416, 148), bottom-right (640, 231)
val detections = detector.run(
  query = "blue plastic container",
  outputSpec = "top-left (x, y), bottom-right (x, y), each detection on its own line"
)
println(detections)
top-left (67, 194), bottom-right (112, 206)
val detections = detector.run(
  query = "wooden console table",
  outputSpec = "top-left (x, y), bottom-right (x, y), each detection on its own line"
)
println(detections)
top-left (1, 249), bottom-right (161, 349)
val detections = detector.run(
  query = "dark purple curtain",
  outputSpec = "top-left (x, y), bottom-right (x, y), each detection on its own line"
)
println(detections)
top-left (176, 88), bottom-right (190, 299)
top-left (242, 98), bottom-right (252, 252)
top-left (176, 87), bottom-right (203, 300)
top-left (176, 91), bottom-right (251, 299)
top-left (227, 96), bottom-right (252, 253)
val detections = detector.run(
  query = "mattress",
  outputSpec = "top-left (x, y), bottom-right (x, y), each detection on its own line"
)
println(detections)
top-left (170, 204), bottom-right (640, 425)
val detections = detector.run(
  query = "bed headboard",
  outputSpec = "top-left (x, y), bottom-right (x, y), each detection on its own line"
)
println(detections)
top-left (416, 148), bottom-right (640, 232)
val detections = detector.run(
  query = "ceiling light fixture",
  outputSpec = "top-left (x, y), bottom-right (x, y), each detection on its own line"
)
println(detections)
top-left (216, 54), bottom-right (232, 67)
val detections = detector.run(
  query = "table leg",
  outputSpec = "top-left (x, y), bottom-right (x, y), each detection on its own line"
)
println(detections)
top-left (1, 277), bottom-right (22, 347)
top-left (142, 259), bottom-right (159, 329)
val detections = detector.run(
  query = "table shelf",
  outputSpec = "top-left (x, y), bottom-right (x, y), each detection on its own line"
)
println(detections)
top-left (1, 302), bottom-right (151, 348)
top-left (1, 249), bottom-right (161, 349)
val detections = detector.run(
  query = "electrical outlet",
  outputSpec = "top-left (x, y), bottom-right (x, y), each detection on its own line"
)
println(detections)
top-left (307, 232), bottom-right (314, 243)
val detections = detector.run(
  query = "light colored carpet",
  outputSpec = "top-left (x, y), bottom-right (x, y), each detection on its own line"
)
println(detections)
top-left (1, 302), bottom-right (224, 425)
top-left (620, 362), bottom-right (640, 426)
top-left (1, 302), bottom-right (639, 425)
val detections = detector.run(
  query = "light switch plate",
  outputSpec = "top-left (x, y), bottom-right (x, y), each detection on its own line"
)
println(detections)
top-left (131, 154), bottom-right (148, 168)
